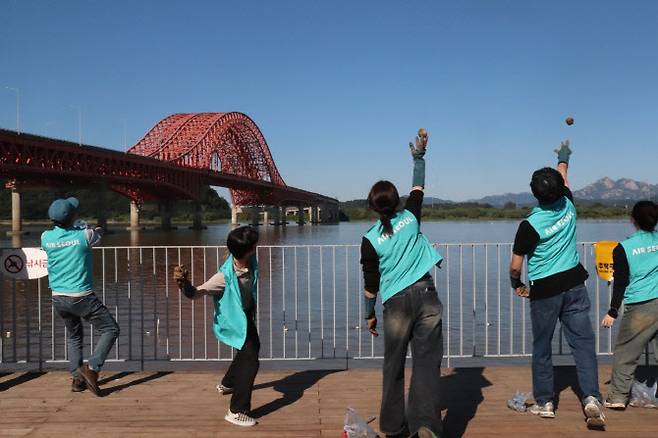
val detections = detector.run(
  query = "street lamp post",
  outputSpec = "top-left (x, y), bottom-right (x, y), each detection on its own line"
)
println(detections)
top-left (68, 105), bottom-right (82, 146)
top-left (5, 87), bottom-right (20, 134)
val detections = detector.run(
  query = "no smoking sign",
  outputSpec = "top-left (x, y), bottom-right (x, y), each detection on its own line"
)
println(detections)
top-left (1, 249), bottom-right (48, 280)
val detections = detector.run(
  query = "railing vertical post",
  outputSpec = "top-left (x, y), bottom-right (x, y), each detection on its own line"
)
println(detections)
top-left (38, 277), bottom-right (42, 372)
top-left (497, 244), bottom-right (501, 357)
top-left (12, 279), bottom-right (17, 361)
top-left (472, 244), bottom-right (476, 357)
top-left (446, 245), bottom-right (451, 368)
top-left (307, 247), bottom-right (311, 359)
top-left (294, 247), bottom-right (299, 359)
top-left (269, 247), bottom-right (273, 359)
top-left (345, 246), bottom-right (349, 361)
top-left (153, 248), bottom-right (158, 361)
top-left (190, 248), bottom-right (195, 360)
top-left (203, 248), bottom-right (207, 360)
top-left (485, 245), bottom-right (489, 357)
top-left (332, 246), bottom-right (336, 359)
top-left (127, 248), bottom-right (133, 361)
top-left (114, 249), bottom-right (119, 360)
top-left (459, 245), bottom-right (463, 357)
top-left (165, 249), bottom-right (170, 359)
top-left (282, 248), bottom-right (286, 358)
top-left (140, 248), bottom-right (144, 371)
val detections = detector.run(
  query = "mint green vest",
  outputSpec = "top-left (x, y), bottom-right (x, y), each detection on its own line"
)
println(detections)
top-left (620, 230), bottom-right (658, 304)
top-left (212, 255), bottom-right (258, 350)
top-left (364, 209), bottom-right (443, 303)
top-left (41, 227), bottom-right (93, 294)
top-left (526, 197), bottom-right (580, 281)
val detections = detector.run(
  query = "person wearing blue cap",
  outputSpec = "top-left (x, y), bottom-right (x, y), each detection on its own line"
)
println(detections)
top-left (41, 197), bottom-right (119, 396)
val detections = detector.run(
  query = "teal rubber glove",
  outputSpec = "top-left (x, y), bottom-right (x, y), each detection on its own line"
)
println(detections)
top-left (555, 140), bottom-right (571, 164)
top-left (409, 129), bottom-right (428, 188)
top-left (412, 157), bottom-right (425, 188)
top-left (364, 296), bottom-right (376, 319)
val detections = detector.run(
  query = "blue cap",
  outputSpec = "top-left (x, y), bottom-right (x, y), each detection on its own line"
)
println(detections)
top-left (48, 197), bottom-right (80, 224)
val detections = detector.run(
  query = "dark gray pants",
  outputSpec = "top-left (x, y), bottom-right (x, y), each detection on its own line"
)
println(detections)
top-left (608, 298), bottom-right (658, 403)
top-left (381, 278), bottom-right (443, 437)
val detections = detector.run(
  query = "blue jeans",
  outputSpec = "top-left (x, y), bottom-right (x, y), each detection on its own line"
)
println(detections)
top-left (52, 294), bottom-right (120, 376)
top-left (381, 277), bottom-right (443, 437)
top-left (530, 283), bottom-right (601, 405)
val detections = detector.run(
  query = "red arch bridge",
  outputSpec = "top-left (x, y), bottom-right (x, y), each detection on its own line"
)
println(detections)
top-left (0, 112), bottom-right (339, 234)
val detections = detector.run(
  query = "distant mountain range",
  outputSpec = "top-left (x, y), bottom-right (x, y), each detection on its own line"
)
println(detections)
top-left (468, 177), bottom-right (658, 207)
top-left (342, 178), bottom-right (658, 207)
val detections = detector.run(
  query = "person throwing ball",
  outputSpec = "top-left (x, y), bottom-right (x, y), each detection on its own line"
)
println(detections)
top-left (360, 129), bottom-right (444, 438)
top-left (174, 226), bottom-right (261, 427)
top-left (509, 142), bottom-right (605, 427)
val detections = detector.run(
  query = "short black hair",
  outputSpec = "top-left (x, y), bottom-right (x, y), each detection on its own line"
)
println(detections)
top-left (530, 167), bottom-right (565, 205)
top-left (227, 226), bottom-right (259, 259)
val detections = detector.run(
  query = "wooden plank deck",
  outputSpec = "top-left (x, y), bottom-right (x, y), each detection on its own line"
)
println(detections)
top-left (0, 365), bottom-right (656, 437)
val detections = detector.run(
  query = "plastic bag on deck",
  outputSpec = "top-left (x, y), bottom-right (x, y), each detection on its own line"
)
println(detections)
top-left (506, 390), bottom-right (530, 412)
top-left (629, 379), bottom-right (658, 408)
top-left (343, 407), bottom-right (378, 438)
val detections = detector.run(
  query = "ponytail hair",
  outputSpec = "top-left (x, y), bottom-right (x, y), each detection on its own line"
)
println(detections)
top-left (631, 200), bottom-right (658, 232)
top-left (367, 180), bottom-right (400, 236)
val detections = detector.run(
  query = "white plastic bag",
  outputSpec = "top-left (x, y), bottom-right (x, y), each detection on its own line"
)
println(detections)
top-left (507, 390), bottom-right (530, 412)
top-left (343, 407), bottom-right (378, 438)
top-left (629, 379), bottom-right (657, 408)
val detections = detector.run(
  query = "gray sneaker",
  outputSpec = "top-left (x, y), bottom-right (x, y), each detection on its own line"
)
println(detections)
top-left (529, 401), bottom-right (555, 418)
top-left (583, 396), bottom-right (606, 428)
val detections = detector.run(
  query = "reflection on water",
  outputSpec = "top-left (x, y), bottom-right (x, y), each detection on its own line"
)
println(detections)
top-left (0, 219), bottom-right (635, 248)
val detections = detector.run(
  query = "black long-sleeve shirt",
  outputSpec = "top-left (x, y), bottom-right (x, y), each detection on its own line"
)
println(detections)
top-left (608, 244), bottom-right (630, 317)
top-left (360, 190), bottom-right (424, 293)
top-left (512, 186), bottom-right (589, 299)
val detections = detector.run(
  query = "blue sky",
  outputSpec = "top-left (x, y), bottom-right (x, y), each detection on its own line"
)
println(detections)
top-left (1, 1), bottom-right (657, 202)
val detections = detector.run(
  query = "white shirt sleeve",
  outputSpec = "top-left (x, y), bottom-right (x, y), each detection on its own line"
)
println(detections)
top-left (84, 228), bottom-right (103, 247)
top-left (195, 272), bottom-right (226, 296)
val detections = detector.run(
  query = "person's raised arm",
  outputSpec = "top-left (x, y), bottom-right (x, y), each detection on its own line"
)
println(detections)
top-left (406, 128), bottom-right (428, 221)
top-left (554, 140), bottom-right (571, 188)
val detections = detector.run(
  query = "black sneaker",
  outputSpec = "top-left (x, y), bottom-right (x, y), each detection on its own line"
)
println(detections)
top-left (71, 377), bottom-right (86, 392)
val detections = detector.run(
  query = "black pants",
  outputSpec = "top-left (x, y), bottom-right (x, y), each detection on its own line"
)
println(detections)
top-left (381, 278), bottom-right (443, 437)
top-left (221, 318), bottom-right (260, 413)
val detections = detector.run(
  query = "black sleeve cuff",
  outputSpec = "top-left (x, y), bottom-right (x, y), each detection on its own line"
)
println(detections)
top-left (607, 307), bottom-right (619, 319)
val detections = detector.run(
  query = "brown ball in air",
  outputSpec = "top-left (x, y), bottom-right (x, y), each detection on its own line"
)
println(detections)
top-left (565, 117), bottom-right (574, 126)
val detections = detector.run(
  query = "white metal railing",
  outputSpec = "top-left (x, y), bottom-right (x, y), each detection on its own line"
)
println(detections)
top-left (0, 243), bottom-right (654, 370)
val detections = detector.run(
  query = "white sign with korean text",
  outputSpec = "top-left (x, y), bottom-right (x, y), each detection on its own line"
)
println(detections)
top-left (1, 248), bottom-right (48, 279)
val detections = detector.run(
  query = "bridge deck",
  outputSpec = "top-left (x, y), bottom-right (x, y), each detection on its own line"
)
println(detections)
top-left (0, 365), bottom-right (656, 437)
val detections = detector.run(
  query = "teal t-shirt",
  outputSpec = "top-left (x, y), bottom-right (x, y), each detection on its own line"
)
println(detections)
top-left (212, 255), bottom-right (258, 350)
top-left (526, 197), bottom-right (580, 281)
top-left (364, 209), bottom-right (443, 303)
top-left (41, 227), bottom-right (93, 294)
top-left (620, 230), bottom-right (658, 304)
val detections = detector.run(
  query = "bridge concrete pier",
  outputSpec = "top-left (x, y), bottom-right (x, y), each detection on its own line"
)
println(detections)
top-left (127, 201), bottom-right (142, 231)
top-left (231, 206), bottom-right (240, 226)
top-left (262, 209), bottom-right (269, 226)
top-left (191, 202), bottom-right (205, 230)
top-left (296, 204), bottom-right (306, 225)
top-left (159, 201), bottom-right (173, 230)
top-left (311, 206), bottom-right (319, 224)
top-left (248, 207), bottom-right (260, 226)
top-left (96, 184), bottom-right (108, 230)
top-left (6, 187), bottom-right (27, 236)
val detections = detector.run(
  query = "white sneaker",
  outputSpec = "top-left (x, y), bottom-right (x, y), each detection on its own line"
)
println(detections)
top-left (529, 401), bottom-right (555, 418)
top-left (216, 383), bottom-right (233, 395)
top-left (583, 396), bottom-right (606, 428)
top-left (224, 410), bottom-right (256, 427)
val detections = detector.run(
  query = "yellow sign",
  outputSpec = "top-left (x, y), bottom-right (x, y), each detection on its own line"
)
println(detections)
top-left (594, 241), bottom-right (618, 282)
